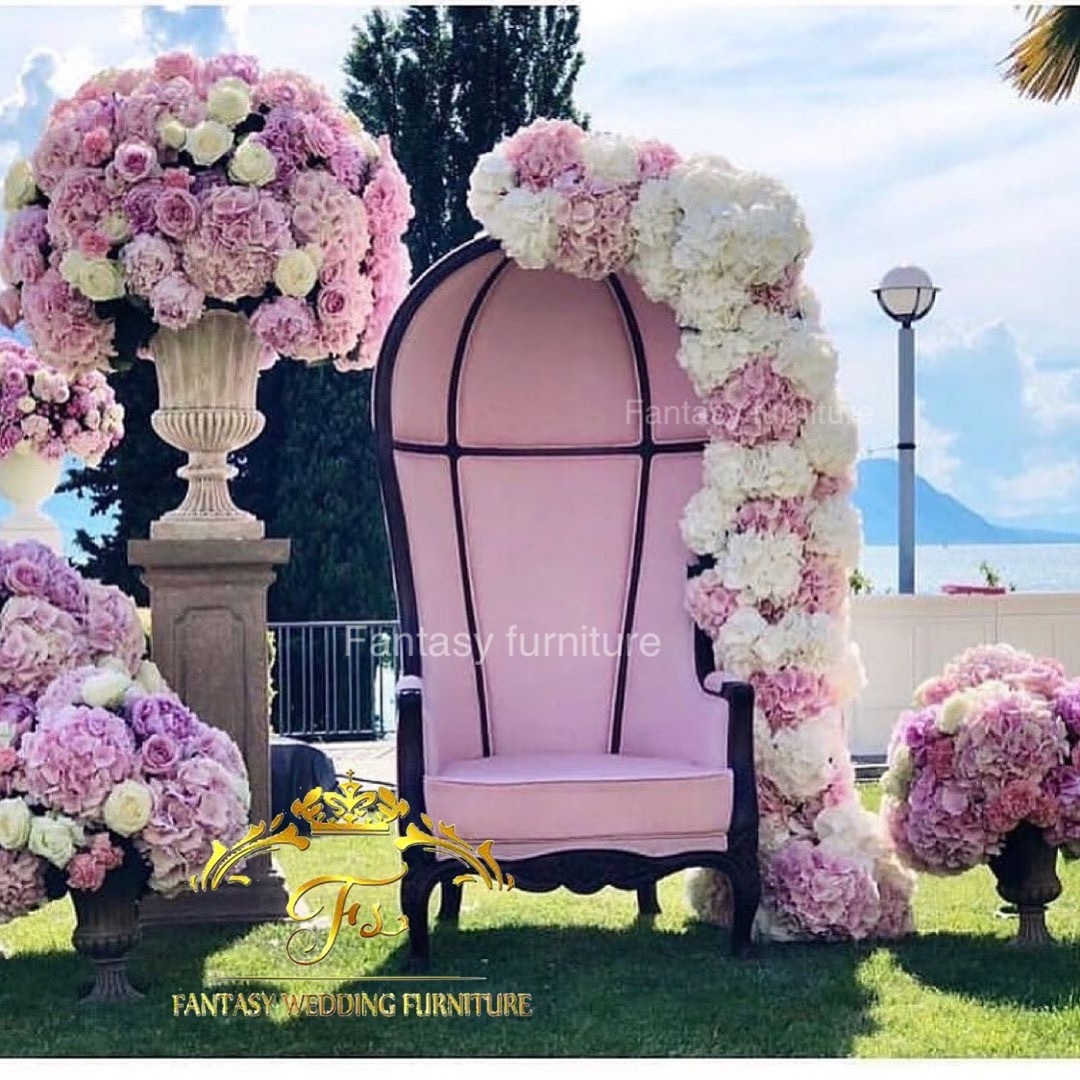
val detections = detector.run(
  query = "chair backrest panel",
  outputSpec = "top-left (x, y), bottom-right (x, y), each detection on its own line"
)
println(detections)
top-left (378, 239), bottom-right (711, 772)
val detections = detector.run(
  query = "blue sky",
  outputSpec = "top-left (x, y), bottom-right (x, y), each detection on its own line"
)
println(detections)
top-left (2, 3), bottom-right (1079, 531)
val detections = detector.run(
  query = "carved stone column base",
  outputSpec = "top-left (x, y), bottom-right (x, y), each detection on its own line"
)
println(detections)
top-left (129, 538), bottom-right (291, 927)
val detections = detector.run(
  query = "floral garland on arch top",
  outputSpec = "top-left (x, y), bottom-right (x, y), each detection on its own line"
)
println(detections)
top-left (468, 120), bottom-right (915, 941)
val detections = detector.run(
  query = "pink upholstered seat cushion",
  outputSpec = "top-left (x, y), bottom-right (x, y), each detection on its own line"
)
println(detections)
top-left (425, 752), bottom-right (733, 849)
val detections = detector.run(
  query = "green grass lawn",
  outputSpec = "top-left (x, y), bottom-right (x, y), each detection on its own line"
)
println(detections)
top-left (3, 784), bottom-right (1080, 1057)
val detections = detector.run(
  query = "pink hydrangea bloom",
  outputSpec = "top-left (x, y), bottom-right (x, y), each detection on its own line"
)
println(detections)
top-left (0, 207), bottom-right (50, 287)
top-left (705, 357), bottom-right (812, 447)
top-left (637, 139), bottom-right (680, 181)
top-left (0, 848), bottom-right (48, 924)
top-left (795, 554), bottom-right (848, 616)
top-left (750, 668), bottom-right (835, 731)
top-left (685, 568), bottom-right (739, 637)
top-left (21, 269), bottom-right (115, 373)
top-left (182, 186), bottom-right (292, 302)
top-left (504, 119), bottom-right (584, 190)
top-left (765, 839), bottom-right (882, 940)
top-left (120, 234), bottom-right (176, 296)
top-left (0, 596), bottom-right (90, 697)
top-left (46, 167), bottom-right (114, 251)
top-left (552, 185), bottom-right (635, 280)
top-left (83, 580), bottom-right (145, 674)
top-left (21, 703), bottom-right (138, 817)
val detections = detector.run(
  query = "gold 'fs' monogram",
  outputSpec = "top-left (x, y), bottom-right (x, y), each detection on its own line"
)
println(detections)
top-left (189, 772), bottom-right (515, 965)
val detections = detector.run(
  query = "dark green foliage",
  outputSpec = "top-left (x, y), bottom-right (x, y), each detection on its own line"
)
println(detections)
top-left (65, 6), bottom-right (585, 620)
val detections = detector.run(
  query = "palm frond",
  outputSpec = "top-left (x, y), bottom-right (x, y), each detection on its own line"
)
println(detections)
top-left (1002, 5), bottom-right (1080, 102)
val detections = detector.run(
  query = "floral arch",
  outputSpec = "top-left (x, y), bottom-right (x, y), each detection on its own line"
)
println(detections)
top-left (467, 120), bottom-right (914, 940)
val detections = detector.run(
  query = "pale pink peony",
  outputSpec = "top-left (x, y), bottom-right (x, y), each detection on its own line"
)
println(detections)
top-left (120, 234), bottom-right (176, 296)
top-left (0, 208), bottom-right (50, 287)
top-left (149, 272), bottom-right (205, 330)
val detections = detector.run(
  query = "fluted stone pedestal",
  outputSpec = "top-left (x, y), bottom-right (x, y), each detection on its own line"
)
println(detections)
top-left (128, 538), bottom-right (291, 927)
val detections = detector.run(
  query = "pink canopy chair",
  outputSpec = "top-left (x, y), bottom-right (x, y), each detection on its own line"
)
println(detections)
top-left (374, 237), bottom-right (759, 963)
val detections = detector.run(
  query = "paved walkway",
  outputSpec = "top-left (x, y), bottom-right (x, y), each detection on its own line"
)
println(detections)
top-left (322, 737), bottom-right (397, 786)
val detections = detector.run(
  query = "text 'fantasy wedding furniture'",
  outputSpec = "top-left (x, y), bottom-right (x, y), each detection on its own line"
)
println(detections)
top-left (374, 236), bottom-right (760, 963)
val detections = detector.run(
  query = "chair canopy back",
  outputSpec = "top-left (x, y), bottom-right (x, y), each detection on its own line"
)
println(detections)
top-left (375, 238), bottom-right (713, 772)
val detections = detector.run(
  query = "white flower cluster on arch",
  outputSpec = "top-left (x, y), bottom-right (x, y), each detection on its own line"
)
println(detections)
top-left (469, 120), bottom-right (915, 941)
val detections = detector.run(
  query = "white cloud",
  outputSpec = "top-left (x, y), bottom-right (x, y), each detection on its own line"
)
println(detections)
top-left (994, 460), bottom-right (1080, 510)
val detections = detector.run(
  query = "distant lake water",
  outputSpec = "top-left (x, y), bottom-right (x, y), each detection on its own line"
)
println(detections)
top-left (860, 544), bottom-right (1080, 594)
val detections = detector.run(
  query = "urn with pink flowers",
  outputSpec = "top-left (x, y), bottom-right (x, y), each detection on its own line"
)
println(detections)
top-left (0, 51), bottom-right (413, 539)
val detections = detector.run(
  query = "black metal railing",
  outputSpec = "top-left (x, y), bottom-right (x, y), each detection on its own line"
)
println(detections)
top-left (269, 620), bottom-right (399, 741)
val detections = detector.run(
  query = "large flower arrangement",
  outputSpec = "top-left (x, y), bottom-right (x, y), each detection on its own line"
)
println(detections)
top-left (0, 339), bottom-right (123, 465)
top-left (0, 51), bottom-right (413, 373)
top-left (881, 644), bottom-right (1080, 872)
top-left (0, 540), bottom-right (250, 924)
top-left (469, 120), bottom-right (914, 941)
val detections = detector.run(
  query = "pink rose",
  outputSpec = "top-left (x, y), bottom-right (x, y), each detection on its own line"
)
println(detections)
top-left (80, 127), bottom-right (114, 167)
top-left (154, 189), bottom-right (200, 240)
top-left (114, 141), bottom-right (160, 184)
top-left (141, 731), bottom-right (182, 776)
top-left (77, 230), bottom-right (113, 259)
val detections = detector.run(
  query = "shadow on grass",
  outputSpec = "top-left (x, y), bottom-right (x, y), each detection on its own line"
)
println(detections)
top-left (0, 919), bottom-right (878, 1057)
top-left (0, 924), bottom-right (250, 1057)
top-left (889, 930), bottom-right (1080, 1011)
top-left (305, 920), bottom-right (880, 1058)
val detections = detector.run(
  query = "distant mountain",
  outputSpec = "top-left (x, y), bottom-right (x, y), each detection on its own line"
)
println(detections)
top-left (854, 459), bottom-right (1080, 545)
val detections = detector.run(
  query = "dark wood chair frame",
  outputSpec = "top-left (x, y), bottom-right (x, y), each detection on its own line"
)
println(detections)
top-left (372, 237), bottom-right (760, 965)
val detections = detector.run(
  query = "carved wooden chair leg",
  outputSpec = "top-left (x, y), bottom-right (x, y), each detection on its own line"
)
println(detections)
top-left (729, 861), bottom-right (760, 958)
top-left (401, 863), bottom-right (438, 967)
top-left (439, 879), bottom-right (464, 925)
top-left (636, 881), bottom-right (661, 918)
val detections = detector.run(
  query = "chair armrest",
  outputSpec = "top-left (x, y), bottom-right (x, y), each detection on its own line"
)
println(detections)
top-left (394, 676), bottom-right (426, 826)
top-left (702, 673), bottom-right (759, 842)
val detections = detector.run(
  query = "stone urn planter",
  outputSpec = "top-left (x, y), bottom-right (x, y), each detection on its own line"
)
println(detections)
top-left (988, 822), bottom-right (1062, 946)
top-left (70, 851), bottom-right (150, 1004)
top-left (0, 449), bottom-right (63, 552)
top-left (145, 310), bottom-right (266, 541)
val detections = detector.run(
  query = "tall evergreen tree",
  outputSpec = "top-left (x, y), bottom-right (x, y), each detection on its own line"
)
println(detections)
top-left (255, 5), bottom-right (587, 621)
top-left (65, 6), bottom-right (586, 621)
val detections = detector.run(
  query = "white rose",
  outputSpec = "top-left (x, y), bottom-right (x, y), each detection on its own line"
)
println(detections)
top-left (16, 395), bottom-right (35, 414)
top-left (59, 250), bottom-right (87, 286)
top-left (28, 814), bottom-right (77, 868)
top-left (0, 797), bottom-right (32, 850)
top-left (103, 780), bottom-right (153, 838)
top-left (101, 211), bottom-right (131, 243)
top-left (207, 77), bottom-right (253, 127)
top-left (274, 248), bottom-right (318, 298)
top-left (134, 660), bottom-right (169, 696)
top-left (82, 669), bottom-right (134, 709)
top-left (229, 138), bottom-right (277, 187)
top-left (185, 120), bottom-right (234, 167)
top-left (76, 258), bottom-right (126, 302)
top-left (3, 159), bottom-right (37, 212)
top-left (158, 117), bottom-right (187, 150)
top-left (582, 133), bottom-right (640, 186)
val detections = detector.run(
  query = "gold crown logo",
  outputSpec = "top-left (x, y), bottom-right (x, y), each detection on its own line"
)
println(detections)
top-left (290, 772), bottom-right (410, 836)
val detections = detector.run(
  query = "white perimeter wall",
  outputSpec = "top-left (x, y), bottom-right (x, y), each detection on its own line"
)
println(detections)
top-left (846, 593), bottom-right (1080, 758)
